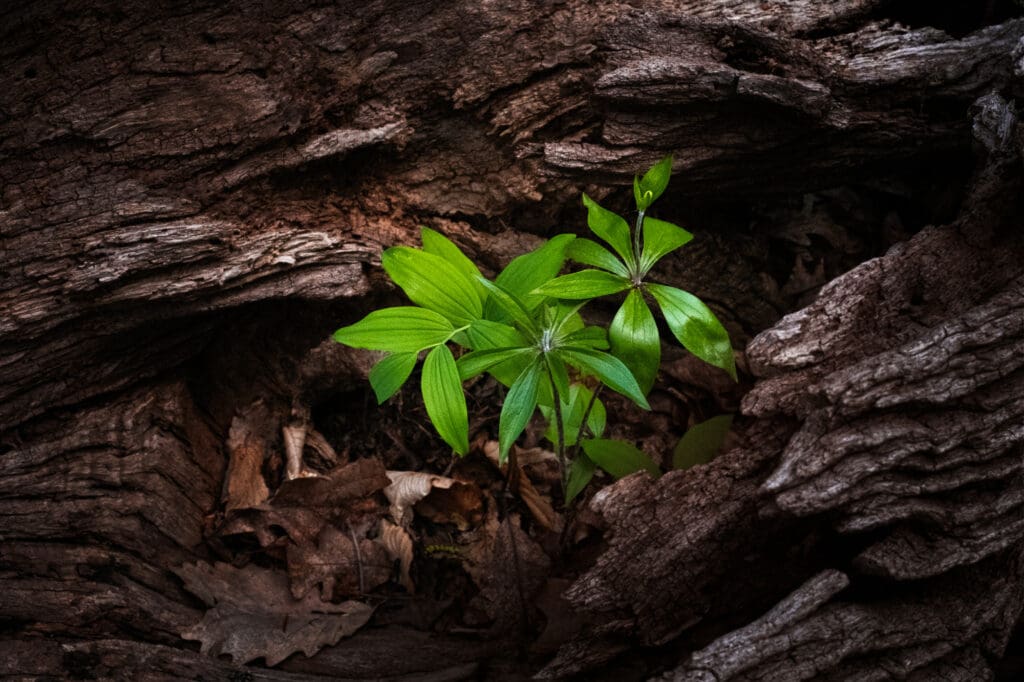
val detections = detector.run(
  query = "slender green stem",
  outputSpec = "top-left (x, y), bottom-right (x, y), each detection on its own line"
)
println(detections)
top-left (545, 361), bottom-right (568, 497)
top-left (570, 383), bottom-right (604, 461)
top-left (633, 209), bottom-right (645, 276)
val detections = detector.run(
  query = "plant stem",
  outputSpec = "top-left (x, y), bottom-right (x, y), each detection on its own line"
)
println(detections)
top-left (570, 383), bottom-right (604, 461)
top-left (545, 362), bottom-right (568, 497)
top-left (633, 209), bottom-right (645, 271)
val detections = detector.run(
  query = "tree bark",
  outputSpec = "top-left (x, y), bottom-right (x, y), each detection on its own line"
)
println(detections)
top-left (2, 1), bottom-right (1023, 679)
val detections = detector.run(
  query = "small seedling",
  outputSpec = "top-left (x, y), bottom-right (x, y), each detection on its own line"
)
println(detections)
top-left (333, 158), bottom-right (735, 503)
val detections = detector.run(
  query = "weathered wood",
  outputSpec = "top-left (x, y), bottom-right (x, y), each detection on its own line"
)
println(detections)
top-left (2, 0), bottom-right (1024, 679)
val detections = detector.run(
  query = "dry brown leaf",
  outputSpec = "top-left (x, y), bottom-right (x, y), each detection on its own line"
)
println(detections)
top-left (483, 441), bottom-right (560, 532)
top-left (218, 505), bottom-right (325, 548)
top-left (223, 402), bottom-right (273, 510)
top-left (287, 525), bottom-right (391, 600)
top-left (384, 470), bottom-right (455, 525)
top-left (175, 561), bottom-right (373, 666)
top-left (415, 481), bottom-right (486, 531)
top-left (379, 519), bottom-right (415, 593)
top-left (273, 457), bottom-right (389, 528)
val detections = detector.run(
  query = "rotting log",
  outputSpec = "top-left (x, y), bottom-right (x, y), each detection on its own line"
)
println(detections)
top-left (2, 0), bottom-right (1023, 679)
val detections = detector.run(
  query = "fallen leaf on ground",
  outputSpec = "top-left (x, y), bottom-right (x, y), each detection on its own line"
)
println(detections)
top-left (483, 441), bottom-right (561, 532)
top-left (287, 524), bottom-right (391, 600)
top-left (379, 519), bottom-right (416, 593)
top-left (223, 402), bottom-right (273, 510)
top-left (384, 471), bottom-right (455, 525)
top-left (175, 561), bottom-right (373, 666)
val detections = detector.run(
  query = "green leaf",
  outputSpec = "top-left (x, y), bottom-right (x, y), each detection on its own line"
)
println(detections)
top-left (647, 283), bottom-right (737, 381)
top-left (382, 246), bottom-right (482, 325)
top-left (674, 414), bottom-right (734, 470)
top-left (565, 454), bottom-right (596, 504)
top-left (556, 347), bottom-right (650, 410)
top-left (457, 347), bottom-right (534, 381)
top-left (635, 156), bottom-right (673, 211)
top-left (581, 439), bottom-right (660, 479)
top-left (542, 384), bottom-right (605, 447)
top-left (333, 307), bottom-right (454, 353)
top-left (640, 218), bottom-right (693, 274)
top-left (489, 234), bottom-right (575, 315)
top-left (567, 238), bottom-right (630, 278)
top-left (368, 352), bottom-right (418, 404)
top-left (465, 319), bottom-right (527, 351)
top-left (609, 289), bottom-right (660, 395)
top-left (562, 326), bottom-right (609, 350)
top-left (533, 270), bottom-right (631, 300)
top-left (545, 353), bottom-right (571, 400)
top-left (477, 277), bottom-right (539, 337)
top-left (421, 227), bottom-right (487, 299)
top-left (581, 194), bottom-right (636, 269)
top-left (421, 345), bottom-right (469, 456)
top-left (499, 358), bottom-right (543, 463)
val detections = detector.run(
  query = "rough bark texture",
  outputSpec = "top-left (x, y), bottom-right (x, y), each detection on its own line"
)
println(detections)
top-left (2, 0), bottom-right (1024, 679)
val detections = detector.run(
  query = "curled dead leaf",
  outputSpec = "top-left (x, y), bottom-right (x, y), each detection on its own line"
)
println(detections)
top-left (384, 470), bottom-right (455, 525)
top-left (379, 519), bottom-right (416, 593)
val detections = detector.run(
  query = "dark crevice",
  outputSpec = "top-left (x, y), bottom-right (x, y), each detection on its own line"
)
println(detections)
top-left (877, 0), bottom-right (1023, 38)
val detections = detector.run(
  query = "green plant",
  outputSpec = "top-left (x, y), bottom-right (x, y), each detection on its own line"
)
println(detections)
top-left (333, 158), bottom-right (735, 503)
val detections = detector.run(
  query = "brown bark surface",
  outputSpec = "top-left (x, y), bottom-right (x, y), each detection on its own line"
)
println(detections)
top-left (2, 1), bottom-right (1023, 679)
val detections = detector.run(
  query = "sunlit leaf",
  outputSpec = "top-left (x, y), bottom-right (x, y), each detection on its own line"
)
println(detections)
top-left (582, 194), bottom-right (636, 269)
top-left (640, 217), bottom-right (693, 274)
top-left (647, 283), bottom-right (736, 381)
top-left (488, 234), bottom-right (576, 316)
top-left (382, 247), bottom-right (482, 325)
top-left (533, 270), bottom-right (631, 300)
top-left (635, 156), bottom-right (672, 211)
top-left (499, 358), bottom-right (543, 463)
top-left (420, 227), bottom-right (486, 299)
top-left (421, 345), bottom-right (469, 455)
top-left (369, 352), bottom-right (418, 404)
top-left (477, 276), bottom-right (539, 337)
top-left (556, 347), bottom-right (650, 410)
top-left (609, 289), bottom-right (660, 395)
top-left (333, 307), bottom-right (453, 353)
top-left (457, 347), bottom-right (534, 381)
top-left (567, 238), bottom-right (630, 278)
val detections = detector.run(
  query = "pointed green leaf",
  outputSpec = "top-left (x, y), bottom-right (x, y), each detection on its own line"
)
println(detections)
top-left (421, 227), bottom-right (487, 299)
top-left (499, 358), bottom-right (543, 463)
top-left (382, 246), bottom-right (482, 325)
top-left (488, 234), bottom-right (575, 316)
top-left (421, 345), bottom-right (469, 455)
top-left (465, 319), bottom-right (527, 351)
top-left (567, 238), bottom-right (630, 278)
top-left (477, 277), bottom-right (539, 336)
top-left (647, 283), bottom-right (737, 381)
top-left (333, 307), bottom-right (454, 352)
top-left (368, 352), bottom-right (418, 404)
top-left (565, 454), bottom-right (596, 504)
top-left (556, 347), bottom-right (650, 410)
top-left (562, 326), bottom-right (609, 350)
top-left (674, 414), bottom-right (734, 470)
top-left (545, 353), bottom-right (570, 400)
top-left (581, 439), bottom-right (660, 479)
top-left (609, 289), bottom-right (660, 395)
top-left (533, 270), bottom-right (631, 300)
top-left (636, 156), bottom-right (672, 211)
top-left (581, 194), bottom-right (636, 269)
top-left (457, 347), bottom-right (534, 381)
top-left (640, 218), bottom-right (693, 274)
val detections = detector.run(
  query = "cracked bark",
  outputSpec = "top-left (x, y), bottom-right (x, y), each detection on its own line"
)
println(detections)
top-left (2, 0), bottom-right (1023, 679)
